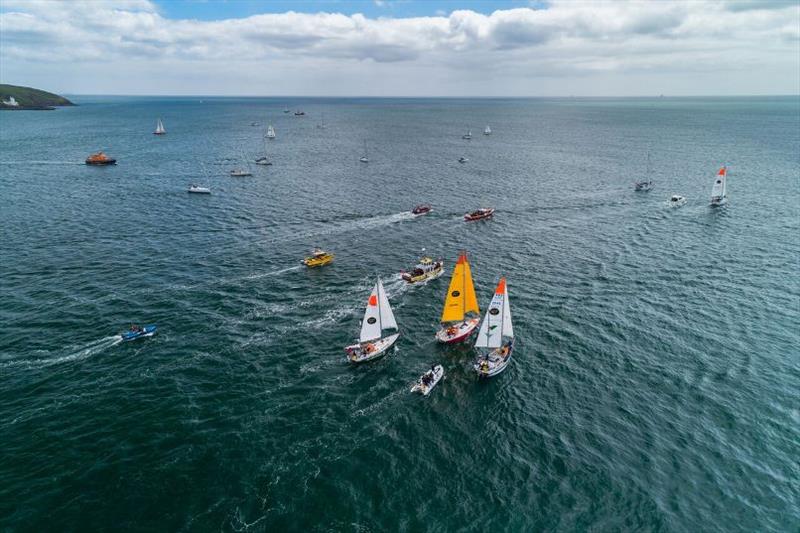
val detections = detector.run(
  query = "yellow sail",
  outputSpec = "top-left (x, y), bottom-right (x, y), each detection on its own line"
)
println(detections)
top-left (440, 252), bottom-right (480, 322)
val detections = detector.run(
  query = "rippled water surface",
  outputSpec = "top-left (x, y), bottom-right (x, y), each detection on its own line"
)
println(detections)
top-left (1, 96), bottom-right (798, 531)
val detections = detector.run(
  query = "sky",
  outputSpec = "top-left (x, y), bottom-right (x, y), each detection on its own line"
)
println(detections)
top-left (0, 0), bottom-right (798, 97)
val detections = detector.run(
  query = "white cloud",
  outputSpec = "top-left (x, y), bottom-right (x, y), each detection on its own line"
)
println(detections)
top-left (0, 0), bottom-right (797, 96)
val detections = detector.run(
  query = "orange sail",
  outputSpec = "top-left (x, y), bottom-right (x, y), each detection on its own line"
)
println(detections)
top-left (440, 252), bottom-right (480, 323)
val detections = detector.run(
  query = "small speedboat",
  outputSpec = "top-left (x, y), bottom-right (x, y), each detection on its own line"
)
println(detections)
top-left (635, 180), bottom-right (653, 191)
top-left (411, 204), bottom-right (432, 216)
top-left (668, 195), bottom-right (686, 208)
top-left (255, 157), bottom-right (272, 166)
top-left (411, 365), bottom-right (444, 396)
top-left (230, 169), bottom-right (252, 177)
top-left (302, 248), bottom-right (334, 267)
top-left (121, 324), bottom-right (157, 341)
top-left (402, 256), bottom-right (444, 284)
top-left (85, 151), bottom-right (116, 165)
top-left (187, 184), bottom-right (210, 194)
top-left (464, 208), bottom-right (494, 221)
top-left (458, 157), bottom-right (468, 163)
top-left (294, 110), bottom-right (305, 116)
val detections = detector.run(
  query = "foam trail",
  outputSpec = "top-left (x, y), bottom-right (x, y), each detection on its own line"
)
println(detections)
top-left (1, 335), bottom-right (122, 370)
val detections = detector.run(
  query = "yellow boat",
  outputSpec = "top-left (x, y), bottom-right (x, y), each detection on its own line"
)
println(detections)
top-left (302, 248), bottom-right (334, 267)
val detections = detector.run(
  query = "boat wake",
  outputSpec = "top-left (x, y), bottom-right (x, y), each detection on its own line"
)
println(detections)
top-left (1, 335), bottom-right (122, 370)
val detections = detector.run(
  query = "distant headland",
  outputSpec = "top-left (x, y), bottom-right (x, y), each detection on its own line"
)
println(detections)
top-left (0, 84), bottom-right (74, 110)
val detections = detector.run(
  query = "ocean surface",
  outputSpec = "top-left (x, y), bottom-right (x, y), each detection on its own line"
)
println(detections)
top-left (1, 96), bottom-right (798, 532)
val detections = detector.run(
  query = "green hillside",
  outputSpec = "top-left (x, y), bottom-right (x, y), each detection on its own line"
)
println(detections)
top-left (0, 84), bottom-right (74, 109)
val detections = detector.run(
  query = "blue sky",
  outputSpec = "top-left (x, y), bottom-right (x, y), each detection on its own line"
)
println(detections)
top-left (156, 1), bottom-right (546, 20)
top-left (1, 1), bottom-right (798, 96)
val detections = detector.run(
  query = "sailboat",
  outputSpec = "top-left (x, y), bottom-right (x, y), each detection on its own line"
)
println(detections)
top-left (473, 278), bottom-right (514, 378)
top-left (317, 112), bottom-right (326, 129)
top-left (635, 153), bottom-right (654, 191)
top-left (483, 125), bottom-right (492, 135)
top-left (462, 129), bottom-right (472, 140)
top-left (345, 278), bottom-right (400, 363)
top-left (710, 166), bottom-right (728, 207)
top-left (153, 118), bottom-right (166, 135)
top-left (435, 252), bottom-right (480, 344)
top-left (266, 125), bottom-right (276, 139)
top-left (359, 141), bottom-right (369, 163)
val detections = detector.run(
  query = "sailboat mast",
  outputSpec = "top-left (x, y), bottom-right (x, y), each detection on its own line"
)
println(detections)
top-left (462, 252), bottom-right (466, 320)
top-left (376, 278), bottom-right (383, 334)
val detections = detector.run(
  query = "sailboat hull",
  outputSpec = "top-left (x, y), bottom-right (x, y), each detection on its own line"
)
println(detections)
top-left (710, 197), bottom-right (727, 207)
top-left (346, 333), bottom-right (399, 363)
top-left (474, 342), bottom-right (514, 378)
top-left (435, 318), bottom-right (480, 344)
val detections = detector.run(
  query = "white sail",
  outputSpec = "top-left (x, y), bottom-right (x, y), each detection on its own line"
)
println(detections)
top-left (266, 125), bottom-right (276, 138)
top-left (475, 279), bottom-right (512, 349)
top-left (359, 282), bottom-right (382, 342)
top-left (155, 118), bottom-right (165, 133)
top-left (377, 278), bottom-right (397, 331)
top-left (484, 125), bottom-right (491, 134)
top-left (711, 167), bottom-right (726, 200)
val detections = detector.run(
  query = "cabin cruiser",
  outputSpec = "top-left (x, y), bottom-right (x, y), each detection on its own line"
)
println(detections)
top-left (187, 184), bottom-right (211, 194)
top-left (302, 248), bottom-right (334, 267)
top-left (412, 204), bottom-right (432, 216)
top-left (401, 256), bottom-right (444, 284)
top-left (85, 151), bottom-right (116, 165)
top-left (464, 208), bottom-right (494, 221)
top-left (668, 195), bottom-right (686, 207)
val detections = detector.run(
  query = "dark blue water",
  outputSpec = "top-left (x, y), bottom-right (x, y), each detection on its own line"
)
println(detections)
top-left (1, 96), bottom-right (799, 531)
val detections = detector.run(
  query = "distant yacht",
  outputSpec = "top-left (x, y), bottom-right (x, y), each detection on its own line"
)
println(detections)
top-left (317, 112), bottom-right (326, 129)
top-left (153, 118), bottom-right (166, 135)
top-left (283, 108), bottom-right (290, 114)
top-left (710, 166), bottom-right (728, 207)
top-left (294, 110), bottom-right (305, 116)
top-left (266, 125), bottom-right (276, 139)
top-left (360, 141), bottom-right (369, 163)
top-left (462, 129), bottom-right (472, 140)
top-left (458, 156), bottom-right (468, 163)
top-left (187, 184), bottom-right (211, 194)
top-left (483, 125), bottom-right (491, 135)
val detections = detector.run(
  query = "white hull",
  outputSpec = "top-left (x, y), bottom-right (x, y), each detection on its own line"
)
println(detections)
top-left (188, 187), bottom-right (210, 194)
top-left (411, 365), bottom-right (444, 395)
top-left (710, 196), bottom-right (727, 207)
top-left (346, 333), bottom-right (399, 363)
top-left (474, 345), bottom-right (513, 378)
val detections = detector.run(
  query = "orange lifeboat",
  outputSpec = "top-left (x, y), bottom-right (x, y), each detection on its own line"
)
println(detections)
top-left (85, 151), bottom-right (117, 165)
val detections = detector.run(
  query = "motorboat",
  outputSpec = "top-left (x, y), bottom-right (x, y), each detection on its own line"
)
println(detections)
top-left (187, 184), bottom-right (211, 194)
top-left (635, 180), bottom-right (653, 191)
top-left (121, 324), bottom-right (157, 341)
top-left (85, 151), bottom-right (116, 165)
top-left (255, 156), bottom-right (272, 166)
top-left (458, 157), bottom-right (468, 163)
top-left (435, 251), bottom-right (480, 344)
top-left (294, 110), bottom-right (305, 116)
top-left (710, 166), bottom-right (728, 207)
top-left (473, 278), bottom-right (514, 378)
top-left (230, 169), bottom-right (252, 177)
top-left (410, 365), bottom-right (444, 395)
top-left (345, 278), bottom-right (400, 363)
top-left (302, 248), bottom-right (334, 267)
top-left (464, 208), bottom-right (494, 221)
top-left (412, 204), bottom-right (432, 216)
top-left (401, 256), bottom-right (444, 284)
top-left (668, 195), bottom-right (687, 207)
